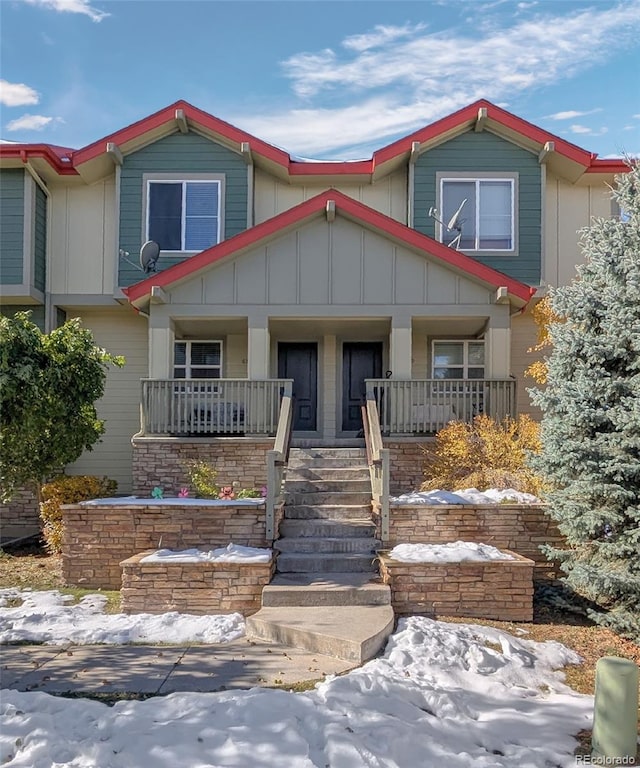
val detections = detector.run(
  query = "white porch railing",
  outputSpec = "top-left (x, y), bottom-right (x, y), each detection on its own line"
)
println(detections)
top-left (140, 379), bottom-right (293, 436)
top-left (365, 378), bottom-right (517, 435)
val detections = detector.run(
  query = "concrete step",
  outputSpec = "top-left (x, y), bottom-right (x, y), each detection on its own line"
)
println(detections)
top-left (284, 504), bottom-right (372, 520)
top-left (285, 479), bottom-right (371, 494)
top-left (285, 491), bottom-right (372, 506)
top-left (287, 457), bottom-right (369, 469)
top-left (262, 573), bottom-right (391, 607)
top-left (279, 519), bottom-right (376, 538)
top-left (276, 552), bottom-right (378, 573)
top-left (246, 605), bottom-right (394, 663)
top-left (285, 467), bottom-right (369, 481)
top-left (289, 448), bottom-right (367, 460)
top-left (274, 536), bottom-right (381, 554)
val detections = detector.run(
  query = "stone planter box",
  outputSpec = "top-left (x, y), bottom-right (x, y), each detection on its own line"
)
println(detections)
top-left (61, 500), bottom-right (284, 590)
top-left (120, 550), bottom-right (275, 616)
top-left (378, 549), bottom-right (534, 622)
top-left (375, 503), bottom-right (563, 581)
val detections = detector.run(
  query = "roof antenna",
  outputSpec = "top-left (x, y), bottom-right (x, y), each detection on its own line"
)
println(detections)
top-left (428, 198), bottom-right (467, 250)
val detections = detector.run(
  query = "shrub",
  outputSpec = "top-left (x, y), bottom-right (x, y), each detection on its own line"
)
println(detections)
top-left (40, 475), bottom-right (117, 553)
top-left (421, 414), bottom-right (544, 496)
top-left (187, 461), bottom-right (220, 499)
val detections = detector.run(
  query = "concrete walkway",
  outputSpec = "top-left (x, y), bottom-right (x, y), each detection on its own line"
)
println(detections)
top-left (0, 638), bottom-right (355, 696)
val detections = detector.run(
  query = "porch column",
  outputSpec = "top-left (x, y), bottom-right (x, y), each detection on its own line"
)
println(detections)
top-left (389, 315), bottom-right (412, 378)
top-left (247, 313), bottom-right (270, 378)
top-left (485, 307), bottom-right (511, 378)
top-left (148, 312), bottom-right (175, 378)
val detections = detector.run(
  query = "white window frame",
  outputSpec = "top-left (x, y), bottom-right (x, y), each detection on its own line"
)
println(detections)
top-left (143, 173), bottom-right (225, 255)
top-left (437, 173), bottom-right (517, 254)
top-left (431, 339), bottom-right (485, 379)
top-left (174, 340), bottom-right (223, 380)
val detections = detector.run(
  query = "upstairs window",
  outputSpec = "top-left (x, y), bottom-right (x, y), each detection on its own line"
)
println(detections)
top-left (147, 180), bottom-right (220, 252)
top-left (432, 340), bottom-right (485, 379)
top-left (174, 341), bottom-right (222, 379)
top-left (440, 178), bottom-right (514, 251)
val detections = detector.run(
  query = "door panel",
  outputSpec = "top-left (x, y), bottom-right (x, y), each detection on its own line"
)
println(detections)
top-left (342, 342), bottom-right (383, 431)
top-left (277, 342), bottom-right (318, 431)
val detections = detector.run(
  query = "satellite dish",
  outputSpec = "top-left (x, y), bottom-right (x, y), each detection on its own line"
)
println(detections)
top-left (139, 240), bottom-right (160, 273)
top-left (446, 198), bottom-right (467, 231)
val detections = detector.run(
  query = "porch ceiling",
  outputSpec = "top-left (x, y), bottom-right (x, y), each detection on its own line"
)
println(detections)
top-left (173, 317), bottom-right (248, 337)
top-left (412, 317), bottom-right (488, 336)
top-left (269, 317), bottom-right (390, 337)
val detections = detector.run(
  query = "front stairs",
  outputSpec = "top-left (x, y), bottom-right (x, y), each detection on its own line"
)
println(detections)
top-left (247, 448), bottom-right (394, 663)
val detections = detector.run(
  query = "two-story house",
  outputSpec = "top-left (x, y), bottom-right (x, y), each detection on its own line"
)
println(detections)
top-left (0, 99), bottom-right (627, 528)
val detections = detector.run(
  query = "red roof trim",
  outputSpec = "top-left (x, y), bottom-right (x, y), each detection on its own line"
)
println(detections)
top-left (585, 158), bottom-right (631, 174)
top-left (0, 144), bottom-right (78, 175)
top-left (123, 189), bottom-right (534, 304)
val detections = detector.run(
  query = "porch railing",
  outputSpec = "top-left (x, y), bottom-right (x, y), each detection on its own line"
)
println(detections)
top-left (362, 395), bottom-right (390, 540)
top-left (266, 390), bottom-right (294, 540)
top-left (365, 378), bottom-right (517, 435)
top-left (140, 378), bottom-right (294, 436)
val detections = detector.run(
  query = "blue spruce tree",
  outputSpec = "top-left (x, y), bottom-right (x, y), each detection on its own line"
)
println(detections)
top-left (530, 162), bottom-right (640, 641)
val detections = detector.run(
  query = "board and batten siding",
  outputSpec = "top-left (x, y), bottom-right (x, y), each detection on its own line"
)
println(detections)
top-left (168, 216), bottom-right (493, 307)
top-left (413, 131), bottom-right (542, 285)
top-left (118, 132), bottom-right (248, 287)
top-left (253, 168), bottom-right (408, 224)
top-left (510, 310), bottom-right (541, 420)
top-left (0, 169), bottom-right (25, 285)
top-left (49, 179), bottom-right (117, 295)
top-left (33, 183), bottom-right (47, 293)
top-left (66, 309), bottom-right (148, 493)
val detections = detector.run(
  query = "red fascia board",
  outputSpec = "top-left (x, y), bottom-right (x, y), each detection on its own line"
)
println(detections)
top-left (586, 158), bottom-right (631, 174)
top-left (73, 100), bottom-right (291, 168)
top-left (124, 188), bottom-right (534, 304)
top-left (289, 160), bottom-right (373, 176)
top-left (0, 145), bottom-right (78, 175)
top-left (374, 99), bottom-right (593, 168)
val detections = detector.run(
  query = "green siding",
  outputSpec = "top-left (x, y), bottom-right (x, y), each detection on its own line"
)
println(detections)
top-left (0, 169), bottom-right (25, 285)
top-left (0, 304), bottom-right (45, 330)
top-left (34, 183), bottom-right (47, 292)
top-left (414, 131), bottom-right (542, 285)
top-left (118, 132), bottom-right (248, 287)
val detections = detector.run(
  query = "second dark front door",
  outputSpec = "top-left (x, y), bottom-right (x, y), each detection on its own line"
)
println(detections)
top-left (342, 342), bottom-right (383, 432)
top-left (277, 342), bottom-right (318, 431)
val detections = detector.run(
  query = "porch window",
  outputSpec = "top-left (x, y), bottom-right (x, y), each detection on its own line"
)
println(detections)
top-left (147, 180), bottom-right (221, 252)
top-left (432, 340), bottom-right (484, 379)
top-left (440, 178), bottom-right (514, 251)
top-left (174, 341), bottom-right (222, 379)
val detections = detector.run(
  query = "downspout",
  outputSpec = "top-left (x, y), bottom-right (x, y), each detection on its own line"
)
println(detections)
top-left (23, 159), bottom-right (53, 331)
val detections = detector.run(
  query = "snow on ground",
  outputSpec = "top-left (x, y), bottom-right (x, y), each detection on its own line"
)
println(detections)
top-left (391, 487), bottom-right (541, 505)
top-left (388, 541), bottom-right (515, 563)
top-left (0, 615), bottom-right (591, 768)
top-left (140, 543), bottom-right (272, 564)
top-left (0, 589), bottom-right (244, 645)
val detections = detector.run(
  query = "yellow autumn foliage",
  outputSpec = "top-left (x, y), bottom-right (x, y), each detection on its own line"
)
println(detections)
top-left (525, 296), bottom-right (562, 385)
top-left (420, 414), bottom-right (544, 496)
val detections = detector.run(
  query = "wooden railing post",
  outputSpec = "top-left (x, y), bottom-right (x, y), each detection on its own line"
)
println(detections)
top-left (266, 449), bottom-right (279, 541)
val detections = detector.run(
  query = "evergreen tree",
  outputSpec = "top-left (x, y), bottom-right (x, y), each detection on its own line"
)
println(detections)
top-left (530, 162), bottom-right (640, 641)
top-left (0, 312), bottom-right (124, 502)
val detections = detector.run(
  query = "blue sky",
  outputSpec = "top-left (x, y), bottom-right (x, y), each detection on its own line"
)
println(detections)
top-left (1, 0), bottom-right (639, 160)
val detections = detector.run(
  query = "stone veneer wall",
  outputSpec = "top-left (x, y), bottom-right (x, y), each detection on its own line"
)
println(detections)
top-left (120, 551), bottom-right (274, 616)
top-left (378, 551), bottom-right (534, 621)
top-left (61, 502), bottom-right (283, 590)
top-left (0, 488), bottom-right (40, 531)
top-left (374, 503), bottom-right (563, 580)
top-left (385, 441), bottom-right (430, 494)
top-left (131, 437), bottom-right (274, 497)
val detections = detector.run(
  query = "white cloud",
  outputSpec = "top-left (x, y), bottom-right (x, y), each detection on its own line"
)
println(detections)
top-left (546, 108), bottom-right (602, 120)
top-left (242, 0), bottom-right (640, 156)
top-left (5, 114), bottom-right (63, 132)
top-left (21, 0), bottom-right (109, 22)
top-left (0, 80), bottom-right (39, 107)
top-left (569, 124), bottom-right (609, 137)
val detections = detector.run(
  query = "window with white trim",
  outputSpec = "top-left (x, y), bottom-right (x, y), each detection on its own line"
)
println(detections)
top-left (174, 341), bottom-right (222, 379)
top-left (440, 178), bottom-right (514, 251)
top-left (147, 180), bottom-right (221, 252)
top-left (432, 340), bottom-right (485, 379)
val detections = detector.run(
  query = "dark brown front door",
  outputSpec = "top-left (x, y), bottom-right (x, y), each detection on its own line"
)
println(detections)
top-left (277, 342), bottom-right (318, 431)
top-left (342, 342), bottom-right (383, 431)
